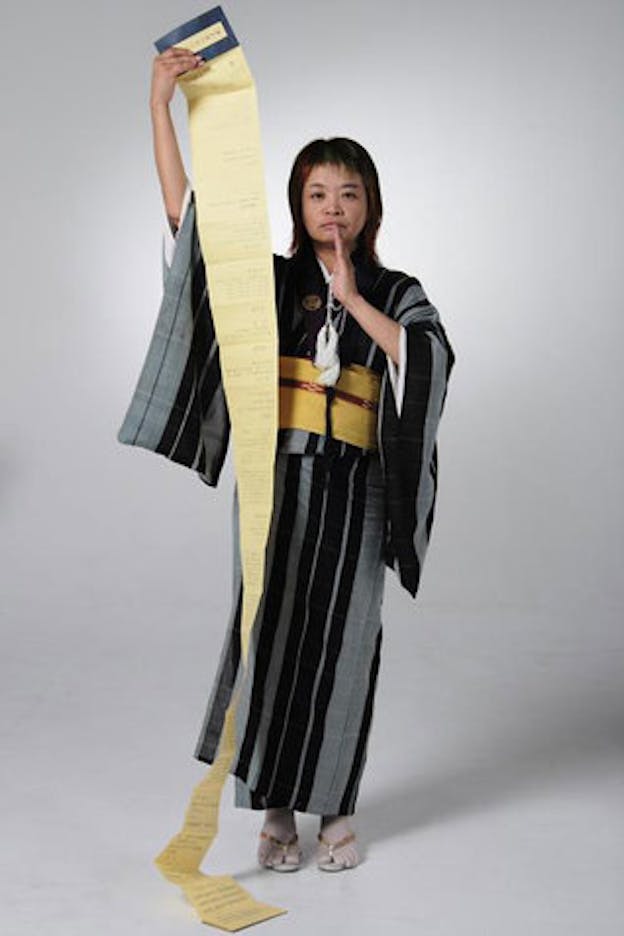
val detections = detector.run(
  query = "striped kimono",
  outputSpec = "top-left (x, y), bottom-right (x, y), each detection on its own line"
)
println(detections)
top-left (117, 186), bottom-right (454, 815)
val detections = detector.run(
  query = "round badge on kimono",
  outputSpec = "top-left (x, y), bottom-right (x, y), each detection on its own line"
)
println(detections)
top-left (302, 294), bottom-right (323, 312)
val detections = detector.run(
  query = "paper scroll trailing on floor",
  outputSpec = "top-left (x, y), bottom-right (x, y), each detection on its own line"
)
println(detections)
top-left (152, 8), bottom-right (282, 931)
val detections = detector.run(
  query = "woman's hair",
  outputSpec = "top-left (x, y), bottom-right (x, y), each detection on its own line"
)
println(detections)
top-left (287, 137), bottom-right (383, 264)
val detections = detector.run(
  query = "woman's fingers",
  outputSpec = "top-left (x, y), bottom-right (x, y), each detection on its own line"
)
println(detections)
top-left (333, 224), bottom-right (346, 258)
top-left (159, 45), bottom-right (198, 58)
top-left (169, 47), bottom-right (202, 64)
top-left (154, 47), bottom-right (204, 73)
top-left (150, 47), bottom-right (204, 108)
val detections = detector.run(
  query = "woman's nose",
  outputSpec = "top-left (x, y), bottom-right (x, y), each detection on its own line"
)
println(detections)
top-left (324, 200), bottom-right (342, 215)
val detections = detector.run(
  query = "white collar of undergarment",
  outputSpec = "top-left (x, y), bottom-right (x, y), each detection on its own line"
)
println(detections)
top-left (316, 255), bottom-right (332, 284)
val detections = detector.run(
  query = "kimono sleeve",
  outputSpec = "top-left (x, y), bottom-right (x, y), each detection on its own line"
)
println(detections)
top-left (379, 280), bottom-right (455, 597)
top-left (117, 188), bottom-right (231, 487)
top-left (385, 325), bottom-right (407, 417)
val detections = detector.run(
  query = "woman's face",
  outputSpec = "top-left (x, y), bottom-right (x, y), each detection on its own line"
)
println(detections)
top-left (301, 162), bottom-right (368, 253)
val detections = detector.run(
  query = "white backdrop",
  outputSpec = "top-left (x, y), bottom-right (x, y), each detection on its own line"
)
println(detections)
top-left (2, 2), bottom-right (622, 934)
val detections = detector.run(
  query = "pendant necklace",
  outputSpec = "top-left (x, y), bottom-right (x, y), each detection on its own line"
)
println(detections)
top-left (313, 257), bottom-right (344, 386)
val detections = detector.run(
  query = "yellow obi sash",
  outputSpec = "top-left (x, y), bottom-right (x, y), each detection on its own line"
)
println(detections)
top-left (279, 355), bottom-right (380, 451)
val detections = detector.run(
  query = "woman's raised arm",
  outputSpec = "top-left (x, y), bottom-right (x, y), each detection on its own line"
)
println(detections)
top-left (149, 47), bottom-right (203, 232)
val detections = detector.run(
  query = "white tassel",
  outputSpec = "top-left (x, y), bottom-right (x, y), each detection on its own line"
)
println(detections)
top-left (313, 274), bottom-right (341, 386)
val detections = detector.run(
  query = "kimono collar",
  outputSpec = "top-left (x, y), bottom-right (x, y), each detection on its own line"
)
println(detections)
top-left (293, 237), bottom-right (379, 303)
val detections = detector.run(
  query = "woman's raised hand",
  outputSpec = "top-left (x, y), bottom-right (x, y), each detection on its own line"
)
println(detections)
top-left (150, 46), bottom-right (204, 109)
top-left (330, 225), bottom-right (360, 309)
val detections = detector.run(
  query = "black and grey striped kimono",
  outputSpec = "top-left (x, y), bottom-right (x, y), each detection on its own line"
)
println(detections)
top-left (117, 187), bottom-right (454, 815)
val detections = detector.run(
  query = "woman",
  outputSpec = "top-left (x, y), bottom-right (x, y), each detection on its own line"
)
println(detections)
top-left (122, 46), bottom-right (455, 874)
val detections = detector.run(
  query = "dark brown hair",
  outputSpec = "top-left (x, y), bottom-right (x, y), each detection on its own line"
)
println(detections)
top-left (287, 137), bottom-right (383, 265)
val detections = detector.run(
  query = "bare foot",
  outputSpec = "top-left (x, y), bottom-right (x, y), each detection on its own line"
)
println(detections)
top-left (258, 807), bottom-right (302, 871)
top-left (317, 814), bottom-right (359, 870)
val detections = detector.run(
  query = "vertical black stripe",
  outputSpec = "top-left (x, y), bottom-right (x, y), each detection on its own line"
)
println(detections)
top-left (235, 457), bottom-right (302, 779)
top-left (305, 433), bottom-right (318, 454)
top-left (196, 444), bottom-right (207, 477)
top-left (425, 443), bottom-right (438, 540)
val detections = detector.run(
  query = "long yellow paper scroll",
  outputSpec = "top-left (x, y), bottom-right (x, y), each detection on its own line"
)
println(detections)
top-left (152, 8), bottom-right (283, 931)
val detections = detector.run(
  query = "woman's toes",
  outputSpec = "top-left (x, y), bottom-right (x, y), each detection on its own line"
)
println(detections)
top-left (283, 846), bottom-right (302, 867)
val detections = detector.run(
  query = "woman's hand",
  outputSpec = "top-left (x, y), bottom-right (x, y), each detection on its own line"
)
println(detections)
top-left (150, 46), bottom-right (204, 109)
top-left (329, 225), bottom-right (360, 310)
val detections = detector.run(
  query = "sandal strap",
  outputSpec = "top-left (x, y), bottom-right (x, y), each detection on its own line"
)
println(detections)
top-left (260, 830), bottom-right (299, 849)
top-left (317, 831), bottom-right (356, 851)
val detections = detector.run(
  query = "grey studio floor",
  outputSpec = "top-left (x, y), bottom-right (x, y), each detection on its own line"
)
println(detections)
top-left (3, 580), bottom-right (622, 936)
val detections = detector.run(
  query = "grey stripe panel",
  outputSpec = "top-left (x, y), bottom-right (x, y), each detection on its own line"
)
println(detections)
top-left (342, 624), bottom-right (383, 815)
top-left (234, 775), bottom-right (252, 808)
top-left (117, 201), bottom-right (197, 449)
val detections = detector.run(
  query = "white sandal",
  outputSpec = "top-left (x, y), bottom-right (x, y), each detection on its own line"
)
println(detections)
top-left (316, 830), bottom-right (358, 871)
top-left (258, 830), bottom-right (302, 872)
